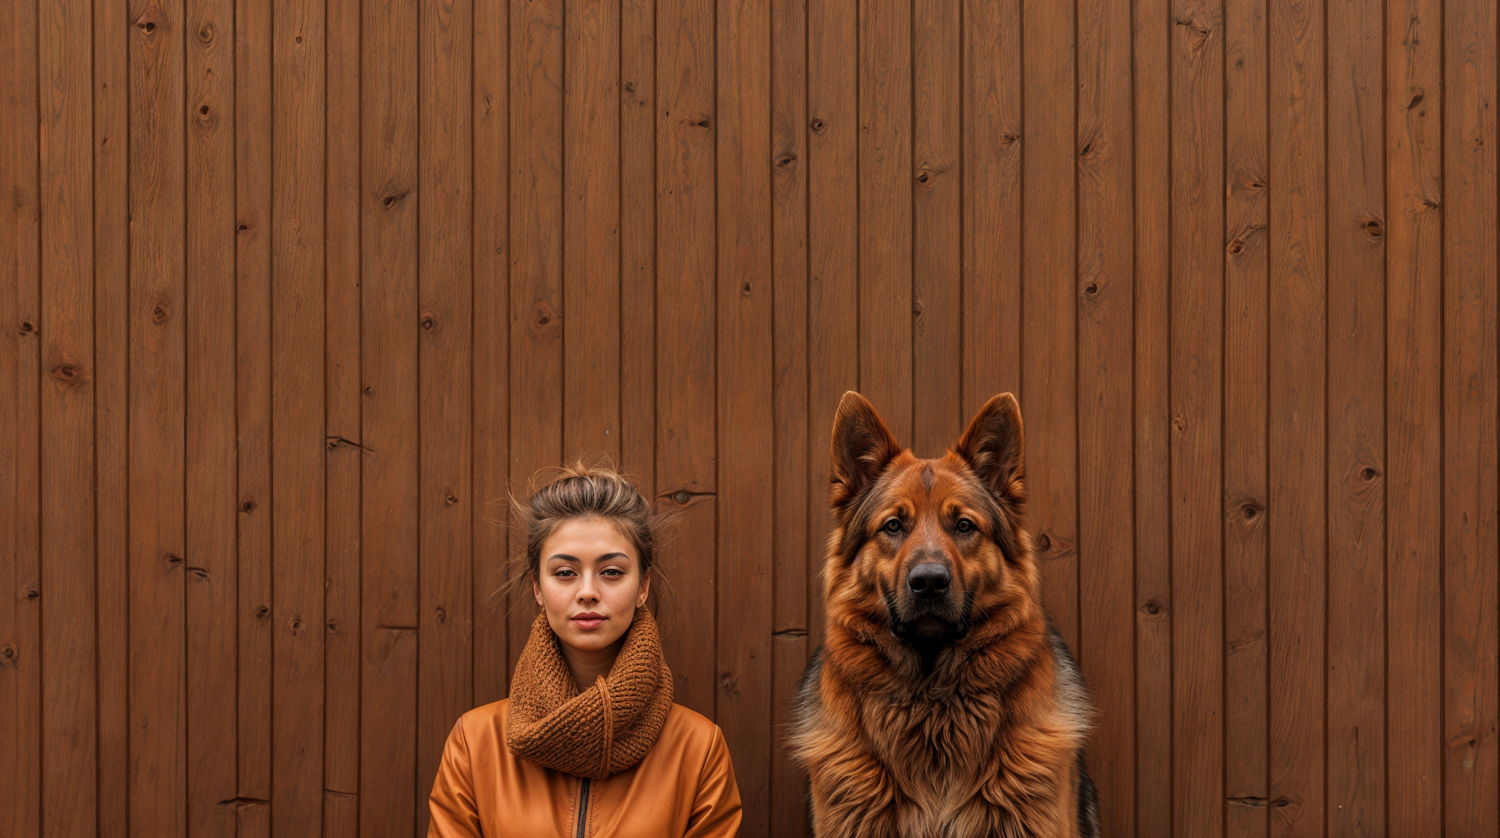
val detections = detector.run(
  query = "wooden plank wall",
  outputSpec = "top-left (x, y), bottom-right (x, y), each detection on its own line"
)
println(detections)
top-left (2, 1), bottom-right (1498, 836)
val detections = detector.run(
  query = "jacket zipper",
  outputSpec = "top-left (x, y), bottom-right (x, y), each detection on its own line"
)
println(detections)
top-left (575, 777), bottom-right (592, 838)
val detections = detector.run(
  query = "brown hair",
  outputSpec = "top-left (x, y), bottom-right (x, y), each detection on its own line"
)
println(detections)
top-left (514, 460), bottom-right (662, 583)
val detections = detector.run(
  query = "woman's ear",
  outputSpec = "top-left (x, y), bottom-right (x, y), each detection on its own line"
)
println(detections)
top-left (532, 574), bottom-right (543, 606)
top-left (637, 569), bottom-right (651, 608)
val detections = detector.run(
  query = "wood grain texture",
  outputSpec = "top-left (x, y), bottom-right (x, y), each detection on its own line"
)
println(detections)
top-left (1169, 2), bottom-right (1225, 836)
top-left (1021, 0), bottom-right (1079, 651)
top-left (1324, 0), bottom-right (1386, 833)
top-left (324, 0), bottom-right (363, 801)
top-left (857, 0), bottom-right (913, 444)
top-left (770, 0), bottom-right (810, 832)
top-left (1076, 0), bottom-right (1135, 831)
top-left (717, 0), bottom-right (774, 830)
top-left (128, 0), bottom-right (189, 833)
top-left (1132, 0), bottom-right (1174, 833)
top-left (804, 0), bottom-right (858, 663)
top-left (654, 0), bottom-right (717, 719)
top-left (417, 0), bottom-right (475, 832)
top-left (5, 1), bottom-right (44, 835)
top-left (1223, 0), bottom-right (1269, 834)
top-left (1269, 0), bottom-right (1328, 833)
top-left (912, 0), bottom-right (961, 455)
top-left (93, 0), bottom-right (132, 832)
top-left (1442, 0), bottom-right (1499, 831)
top-left (234, 0), bottom-right (274, 819)
top-left (961, 0), bottom-right (1021, 418)
top-left (183, 0), bottom-right (237, 832)
top-left (563, 0), bottom-right (621, 464)
top-left (361, 0), bottom-right (420, 832)
top-left (472, 0), bottom-right (511, 710)
top-left (1385, 0), bottom-right (1444, 833)
top-left (270, 0), bottom-right (327, 830)
top-left (38, 0), bottom-right (98, 835)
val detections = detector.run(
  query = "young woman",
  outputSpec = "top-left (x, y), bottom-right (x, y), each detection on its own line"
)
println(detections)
top-left (426, 464), bottom-right (742, 837)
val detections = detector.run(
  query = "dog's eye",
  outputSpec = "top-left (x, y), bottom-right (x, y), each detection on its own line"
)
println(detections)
top-left (956, 518), bottom-right (975, 534)
top-left (882, 517), bottom-right (903, 534)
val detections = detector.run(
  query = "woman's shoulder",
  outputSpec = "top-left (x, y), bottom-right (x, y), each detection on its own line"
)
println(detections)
top-left (652, 703), bottom-right (727, 763)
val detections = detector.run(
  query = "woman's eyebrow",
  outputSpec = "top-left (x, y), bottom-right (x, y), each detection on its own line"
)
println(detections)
top-left (546, 552), bottom-right (631, 562)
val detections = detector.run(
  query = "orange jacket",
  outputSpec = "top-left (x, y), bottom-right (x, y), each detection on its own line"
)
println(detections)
top-left (426, 698), bottom-right (743, 837)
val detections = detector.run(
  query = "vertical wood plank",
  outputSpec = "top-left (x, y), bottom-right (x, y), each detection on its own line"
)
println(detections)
top-left (1443, 0), bottom-right (1499, 830)
top-left (962, 0), bottom-right (1022, 417)
top-left (94, 0), bottom-right (133, 831)
top-left (911, 0), bottom-right (961, 454)
top-left (1075, 0), bottom-right (1135, 829)
top-left (1324, 0), bottom-right (1387, 833)
top-left (654, 0), bottom-right (717, 718)
top-left (418, 0), bottom-right (475, 832)
top-left (38, 0), bottom-right (99, 833)
top-left (324, 0), bottom-right (362, 802)
top-left (270, 0), bottom-right (327, 830)
top-left (1385, 0), bottom-right (1444, 832)
top-left (770, 0), bottom-right (810, 832)
top-left (1131, 0), bottom-right (1173, 831)
top-left (857, 0), bottom-right (913, 444)
top-left (234, 0), bottom-right (274, 821)
top-left (805, 0), bottom-right (858, 660)
top-left (564, 0), bottom-right (622, 463)
top-left (361, 0), bottom-right (420, 831)
top-left (128, 0), bottom-right (189, 834)
top-left (5, 1), bottom-right (44, 835)
top-left (472, 0), bottom-right (511, 709)
top-left (183, 0), bottom-right (237, 831)
top-left (619, 0), bottom-right (656, 498)
top-left (1224, 0), bottom-right (1269, 833)
top-left (1268, 0), bottom-right (1327, 831)
top-left (1021, 0), bottom-right (1079, 649)
top-left (717, 0), bottom-right (773, 830)
top-left (1169, 2), bottom-right (1224, 835)
top-left (507, 0), bottom-right (564, 676)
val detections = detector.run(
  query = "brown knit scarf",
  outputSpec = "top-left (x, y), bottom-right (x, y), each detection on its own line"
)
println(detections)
top-left (506, 606), bottom-right (674, 779)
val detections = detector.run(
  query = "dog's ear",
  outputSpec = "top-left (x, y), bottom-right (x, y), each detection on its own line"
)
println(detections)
top-left (954, 393), bottom-right (1026, 510)
top-left (830, 391), bottom-right (901, 511)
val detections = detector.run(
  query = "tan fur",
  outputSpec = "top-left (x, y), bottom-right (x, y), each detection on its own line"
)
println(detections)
top-left (792, 393), bottom-right (1096, 838)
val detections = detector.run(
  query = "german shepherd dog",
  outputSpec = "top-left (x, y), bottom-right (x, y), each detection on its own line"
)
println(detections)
top-left (791, 392), bottom-right (1099, 837)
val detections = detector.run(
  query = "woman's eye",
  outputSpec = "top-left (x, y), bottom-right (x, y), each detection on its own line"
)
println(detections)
top-left (956, 518), bottom-right (975, 534)
top-left (883, 518), bottom-right (902, 534)
top-left (554, 569), bottom-right (575, 578)
top-left (602, 568), bottom-right (623, 577)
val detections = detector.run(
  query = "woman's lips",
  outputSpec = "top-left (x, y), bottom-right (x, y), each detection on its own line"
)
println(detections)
top-left (571, 613), bottom-right (605, 630)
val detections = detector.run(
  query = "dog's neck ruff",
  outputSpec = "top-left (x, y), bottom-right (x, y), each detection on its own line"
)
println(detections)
top-left (505, 607), bottom-right (674, 780)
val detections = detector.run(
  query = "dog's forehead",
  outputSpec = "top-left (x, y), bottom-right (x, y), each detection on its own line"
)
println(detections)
top-left (884, 457), bottom-right (978, 508)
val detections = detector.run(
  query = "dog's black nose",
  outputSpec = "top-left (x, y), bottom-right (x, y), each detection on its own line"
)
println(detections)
top-left (907, 563), bottom-right (951, 598)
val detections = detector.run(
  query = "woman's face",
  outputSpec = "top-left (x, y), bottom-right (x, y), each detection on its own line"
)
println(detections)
top-left (533, 517), bottom-right (650, 656)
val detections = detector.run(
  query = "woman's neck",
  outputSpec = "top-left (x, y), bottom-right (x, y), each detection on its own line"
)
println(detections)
top-left (559, 635), bottom-right (627, 694)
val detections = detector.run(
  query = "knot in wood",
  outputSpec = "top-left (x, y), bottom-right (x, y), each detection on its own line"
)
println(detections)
top-left (256, 605), bottom-right (270, 618)
top-left (241, 499), bottom-right (256, 512)
top-left (50, 362), bottom-right (83, 383)
top-left (327, 620), bottom-right (338, 633)
top-left (810, 117), bottom-right (827, 134)
top-left (20, 321), bottom-right (35, 335)
top-left (25, 588), bottom-right (39, 600)
top-left (420, 314), bottom-right (436, 331)
top-left (1, 645), bottom-right (13, 659)
top-left (1035, 533), bottom-right (1051, 552)
top-left (436, 607), bottom-right (447, 623)
top-left (1172, 415), bottom-right (1187, 433)
top-left (137, 18), bottom-right (156, 34)
top-left (445, 493), bottom-right (458, 505)
top-left (673, 491), bottom-right (691, 505)
top-left (198, 22), bottom-right (215, 44)
top-left (1143, 600), bottom-right (1163, 616)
